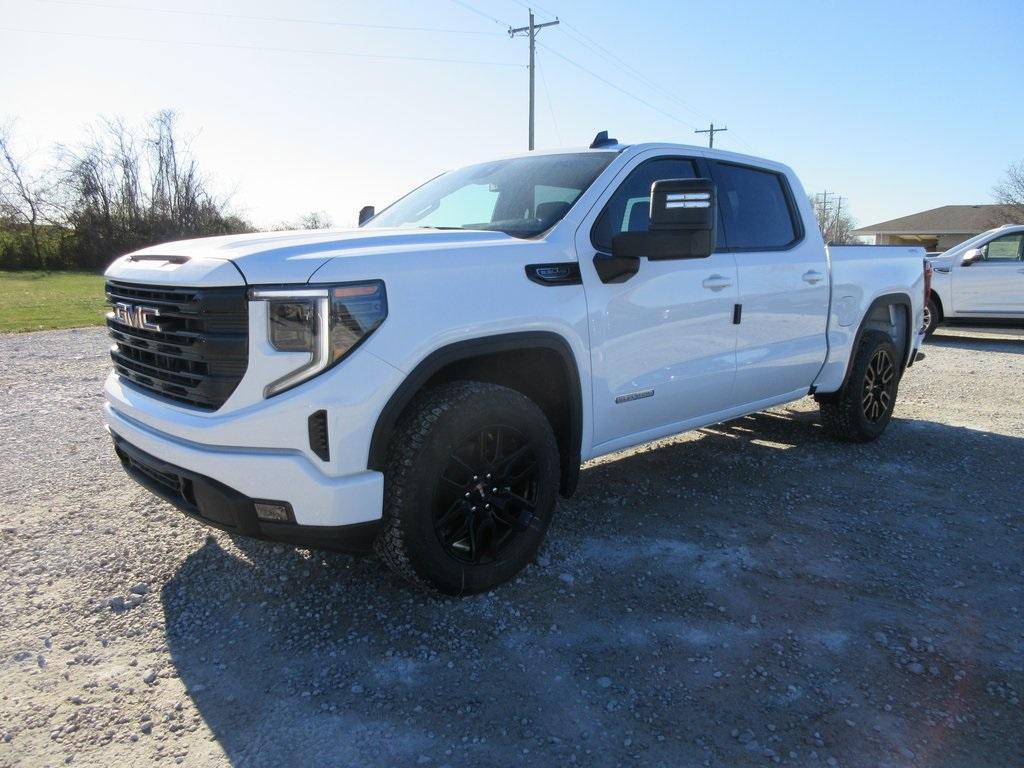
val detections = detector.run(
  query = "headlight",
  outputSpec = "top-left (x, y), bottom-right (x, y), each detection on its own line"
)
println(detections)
top-left (249, 281), bottom-right (387, 397)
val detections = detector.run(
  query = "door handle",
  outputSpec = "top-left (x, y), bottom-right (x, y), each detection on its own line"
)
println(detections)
top-left (802, 270), bottom-right (825, 284)
top-left (1017, 268), bottom-right (1024, 274)
top-left (702, 274), bottom-right (732, 292)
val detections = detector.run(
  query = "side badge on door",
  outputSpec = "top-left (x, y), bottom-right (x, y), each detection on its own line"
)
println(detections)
top-left (615, 388), bottom-right (655, 404)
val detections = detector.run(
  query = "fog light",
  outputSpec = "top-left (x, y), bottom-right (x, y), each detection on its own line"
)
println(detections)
top-left (254, 502), bottom-right (291, 522)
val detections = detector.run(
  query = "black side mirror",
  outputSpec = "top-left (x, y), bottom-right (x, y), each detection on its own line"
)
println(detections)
top-left (358, 205), bottom-right (375, 226)
top-left (596, 179), bottom-right (717, 283)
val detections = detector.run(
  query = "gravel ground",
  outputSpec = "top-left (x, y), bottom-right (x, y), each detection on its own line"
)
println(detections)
top-left (1, 326), bottom-right (1022, 768)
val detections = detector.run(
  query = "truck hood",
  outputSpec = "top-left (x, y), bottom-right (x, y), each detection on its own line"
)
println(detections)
top-left (114, 228), bottom-right (517, 285)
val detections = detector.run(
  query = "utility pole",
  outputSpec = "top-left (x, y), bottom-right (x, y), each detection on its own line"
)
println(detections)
top-left (815, 190), bottom-right (838, 220)
top-left (695, 122), bottom-right (727, 148)
top-left (509, 9), bottom-right (559, 151)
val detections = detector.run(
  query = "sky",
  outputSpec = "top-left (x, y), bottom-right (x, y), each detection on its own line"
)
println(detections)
top-left (2, 0), bottom-right (1022, 230)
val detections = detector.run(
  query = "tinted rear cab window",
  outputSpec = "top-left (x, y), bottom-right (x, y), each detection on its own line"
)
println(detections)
top-left (713, 162), bottom-right (799, 250)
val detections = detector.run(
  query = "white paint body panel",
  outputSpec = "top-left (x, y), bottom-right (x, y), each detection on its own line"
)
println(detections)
top-left (929, 224), bottom-right (1024, 319)
top-left (103, 143), bottom-right (926, 529)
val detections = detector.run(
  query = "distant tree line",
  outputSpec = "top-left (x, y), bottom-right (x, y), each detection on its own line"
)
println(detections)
top-left (0, 111), bottom-right (332, 271)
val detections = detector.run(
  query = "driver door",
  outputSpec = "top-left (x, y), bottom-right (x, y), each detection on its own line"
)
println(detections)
top-left (576, 153), bottom-right (739, 451)
top-left (953, 232), bottom-right (1024, 314)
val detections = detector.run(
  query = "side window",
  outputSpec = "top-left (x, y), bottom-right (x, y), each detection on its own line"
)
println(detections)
top-left (713, 162), bottom-right (798, 250)
top-left (591, 158), bottom-right (697, 251)
top-left (982, 233), bottom-right (1023, 261)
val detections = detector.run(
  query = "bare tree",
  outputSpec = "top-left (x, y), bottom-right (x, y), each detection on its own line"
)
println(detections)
top-left (810, 193), bottom-right (858, 244)
top-left (0, 123), bottom-right (50, 268)
top-left (993, 160), bottom-right (1024, 222)
top-left (275, 211), bottom-right (333, 231)
top-left (55, 111), bottom-right (250, 268)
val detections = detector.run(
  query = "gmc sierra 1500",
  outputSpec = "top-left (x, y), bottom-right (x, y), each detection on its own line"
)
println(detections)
top-left (103, 134), bottom-right (927, 593)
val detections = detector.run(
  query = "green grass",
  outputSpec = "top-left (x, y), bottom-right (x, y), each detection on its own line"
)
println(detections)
top-left (0, 271), bottom-right (108, 333)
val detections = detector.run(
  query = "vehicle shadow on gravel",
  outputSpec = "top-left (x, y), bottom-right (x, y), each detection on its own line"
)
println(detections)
top-left (928, 332), bottom-right (1024, 355)
top-left (161, 407), bottom-right (1023, 768)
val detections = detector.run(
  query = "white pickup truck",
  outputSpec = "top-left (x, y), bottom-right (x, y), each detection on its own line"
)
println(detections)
top-left (924, 223), bottom-right (1024, 335)
top-left (103, 135), bottom-right (928, 593)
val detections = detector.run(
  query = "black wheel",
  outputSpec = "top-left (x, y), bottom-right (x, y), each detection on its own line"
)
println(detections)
top-left (819, 330), bottom-right (900, 443)
top-left (375, 381), bottom-right (559, 594)
top-left (923, 295), bottom-right (940, 337)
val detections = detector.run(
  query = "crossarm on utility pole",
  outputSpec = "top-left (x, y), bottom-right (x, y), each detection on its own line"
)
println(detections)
top-left (695, 122), bottom-right (727, 148)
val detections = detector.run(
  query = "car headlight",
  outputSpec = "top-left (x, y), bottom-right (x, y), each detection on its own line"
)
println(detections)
top-left (249, 281), bottom-right (387, 397)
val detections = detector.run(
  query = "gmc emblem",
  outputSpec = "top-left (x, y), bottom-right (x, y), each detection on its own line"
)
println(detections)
top-left (113, 302), bottom-right (161, 331)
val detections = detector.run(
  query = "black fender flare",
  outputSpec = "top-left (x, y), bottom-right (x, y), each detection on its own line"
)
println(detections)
top-left (823, 292), bottom-right (913, 397)
top-left (367, 331), bottom-right (584, 497)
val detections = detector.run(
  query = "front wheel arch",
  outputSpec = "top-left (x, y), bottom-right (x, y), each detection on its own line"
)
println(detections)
top-left (367, 332), bottom-right (584, 498)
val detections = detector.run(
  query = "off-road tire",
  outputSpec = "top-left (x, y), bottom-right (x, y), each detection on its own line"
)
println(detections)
top-left (819, 330), bottom-right (900, 443)
top-left (375, 381), bottom-right (559, 595)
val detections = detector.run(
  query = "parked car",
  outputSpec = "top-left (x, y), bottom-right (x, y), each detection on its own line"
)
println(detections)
top-left (924, 224), bottom-right (1024, 335)
top-left (102, 135), bottom-right (928, 593)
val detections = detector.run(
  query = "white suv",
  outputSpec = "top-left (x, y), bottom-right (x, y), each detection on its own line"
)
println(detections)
top-left (924, 224), bottom-right (1024, 335)
top-left (104, 137), bottom-right (927, 593)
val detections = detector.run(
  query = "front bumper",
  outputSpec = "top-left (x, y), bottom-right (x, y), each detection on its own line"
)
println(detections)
top-left (111, 432), bottom-right (381, 552)
top-left (105, 401), bottom-right (384, 528)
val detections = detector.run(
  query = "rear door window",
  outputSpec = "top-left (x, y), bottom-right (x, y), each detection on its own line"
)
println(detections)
top-left (712, 162), bottom-right (800, 250)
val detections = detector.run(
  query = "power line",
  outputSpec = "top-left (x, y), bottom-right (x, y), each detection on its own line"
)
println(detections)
top-left (537, 50), bottom-right (562, 146)
top-left (504, 0), bottom-right (757, 152)
top-left (448, 0), bottom-right (511, 29)
top-left (0, 27), bottom-right (523, 67)
top-left (37, 0), bottom-right (502, 35)
top-left (536, 42), bottom-right (699, 131)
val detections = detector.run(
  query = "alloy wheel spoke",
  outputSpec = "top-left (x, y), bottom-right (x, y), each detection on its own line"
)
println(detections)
top-left (439, 473), bottom-right (464, 492)
top-left (494, 445), bottom-right (530, 475)
top-left (444, 517), bottom-right (471, 547)
top-left (436, 498), bottom-right (466, 530)
top-left (508, 461), bottom-right (538, 487)
top-left (433, 426), bottom-right (539, 564)
top-left (448, 453), bottom-right (475, 476)
top-left (491, 427), bottom-right (504, 466)
top-left (507, 492), bottom-right (536, 512)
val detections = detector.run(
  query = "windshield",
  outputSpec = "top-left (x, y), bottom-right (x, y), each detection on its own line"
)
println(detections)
top-left (364, 152), bottom-right (616, 238)
top-left (938, 227), bottom-right (1009, 257)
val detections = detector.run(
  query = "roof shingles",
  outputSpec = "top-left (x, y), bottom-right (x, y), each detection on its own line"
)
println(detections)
top-left (852, 205), bottom-right (1021, 235)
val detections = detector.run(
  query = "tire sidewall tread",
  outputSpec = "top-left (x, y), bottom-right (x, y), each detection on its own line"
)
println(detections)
top-left (375, 381), bottom-right (559, 595)
top-left (820, 330), bottom-right (899, 443)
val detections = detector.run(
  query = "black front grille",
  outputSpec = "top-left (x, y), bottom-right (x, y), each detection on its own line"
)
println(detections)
top-left (106, 280), bottom-right (249, 410)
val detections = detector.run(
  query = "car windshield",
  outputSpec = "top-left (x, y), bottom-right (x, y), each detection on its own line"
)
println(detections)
top-left (939, 227), bottom-right (1013, 258)
top-left (364, 152), bottom-right (616, 238)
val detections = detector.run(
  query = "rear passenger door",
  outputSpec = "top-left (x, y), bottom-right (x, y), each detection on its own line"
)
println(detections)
top-left (709, 160), bottom-right (829, 405)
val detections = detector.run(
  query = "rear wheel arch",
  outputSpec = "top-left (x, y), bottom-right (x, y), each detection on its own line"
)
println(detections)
top-left (928, 289), bottom-right (944, 320)
top-left (367, 332), bottom-right (584, 498)
top-left (818, 293), bottom-right (912, 400)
